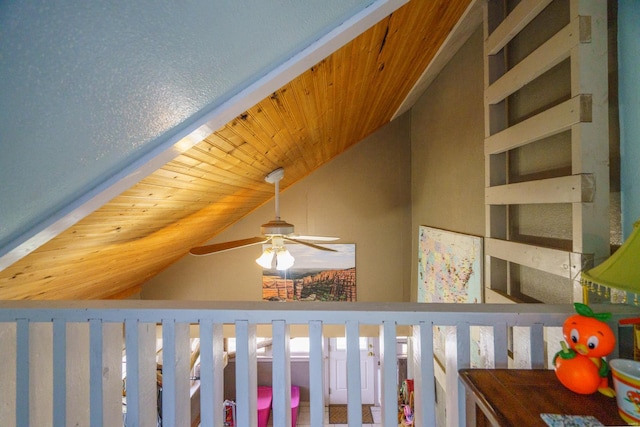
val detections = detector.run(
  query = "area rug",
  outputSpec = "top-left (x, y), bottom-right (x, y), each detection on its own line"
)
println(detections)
top-left (328, 404), bottom-right (374, 424)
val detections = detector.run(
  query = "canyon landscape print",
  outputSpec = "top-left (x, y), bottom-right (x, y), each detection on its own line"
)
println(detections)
top-left (261, 244), bottom-right (356, 302)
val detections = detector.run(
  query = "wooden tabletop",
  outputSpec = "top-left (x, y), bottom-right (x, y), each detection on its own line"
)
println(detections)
top-left (459, 369), bottom-right (625, 426)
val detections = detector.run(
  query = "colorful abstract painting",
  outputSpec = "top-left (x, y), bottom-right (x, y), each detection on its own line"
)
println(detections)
top-left (417, 226), bottom-right (483, 304)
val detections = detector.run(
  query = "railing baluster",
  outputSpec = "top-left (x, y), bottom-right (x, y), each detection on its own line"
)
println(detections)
top-left (161, 320), bottom-right (191, 427)
top-left (200, 320), bottom-right (225, 427)
top-left (199, 320), bottom-right (213, 427)
top-left (345, 320), bottom-right (362, 427)
top-left (513, 326), bottom-right (531, 368)
top-left (493, 322), bottom-right (508, 368)
top-left (413, 321), bottom-right (436, 427)
top-left (456, 322), bottom-right (471, 369)
top-left (30, 323), bottom-right (54, 427)
top-left (609, 319), bottom-right (621, 359)
top-left (52, 319), bottom-right (66, 427)
top-left (530, 323), bottom-right (545, 369)
top-left (456, 322), bottom-right (471, 427)
top-left (177, 322), bottom-right (191, 427)
top-left (162, 320), bottom-right (177, 427)
top-left (0, 322), bottom-right (17, 426)
top-left (16, 319), bottom-right (29, 427)
top-left (308, 320), bottom-right (324, 427)
top-left (380, 320), bottom-right (397, 427)
top-left (65, 323), bottom-right (91, 427)
top-left (125, 320), bottom-right (157, 427)
top-left (235, 320), bottom-right (257, 427)
top-left (125, 319), bottom-right (140, 427)
top-left (272, 320), bottom-right (291, 427)
top-left (89, 319), bottom-right (104, 427)
top-left (139, 322), bottom-right (158, 427)
top-left (212, 322), bottom-right (225, 427)
top-left (102, 322), bottom-right (123, 427)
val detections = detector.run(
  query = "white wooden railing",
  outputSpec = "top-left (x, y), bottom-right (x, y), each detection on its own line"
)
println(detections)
top-left (0, 301), bottom-right (636, 427)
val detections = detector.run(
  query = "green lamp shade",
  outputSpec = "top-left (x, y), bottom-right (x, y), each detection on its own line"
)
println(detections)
top-left (581, 220), bottom-right (640, 297)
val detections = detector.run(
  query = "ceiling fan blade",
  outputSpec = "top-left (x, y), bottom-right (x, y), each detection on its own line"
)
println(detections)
top-left (284, 237), bottom-right (337, 252)
top-left (288, 234), bottom-right (340, 241)
top-left (190, 236), bottom-right (269, 256)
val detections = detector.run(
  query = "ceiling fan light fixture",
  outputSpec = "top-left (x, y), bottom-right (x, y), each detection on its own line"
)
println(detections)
top-left (255, 247), bottom-right (275, 269)
top-left (191, 167), bottom-right (339, 258)
top-left (275, 247), bottom-right (295, 271)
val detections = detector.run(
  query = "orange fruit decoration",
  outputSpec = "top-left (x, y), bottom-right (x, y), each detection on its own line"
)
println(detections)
top-left (554, 342), bottom-right (602, 394)
top-left (553, 303), bottom-right (616, 396)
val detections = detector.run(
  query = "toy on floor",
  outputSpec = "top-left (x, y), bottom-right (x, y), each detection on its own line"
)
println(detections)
top-left (401, 403), bottom-right (414, 425)
top-left (223, 399), bottom-right (236, 426)
top-left (553, 303), bottom-right (616, 397)
top-left (398, 379), bottom-right (414, 426)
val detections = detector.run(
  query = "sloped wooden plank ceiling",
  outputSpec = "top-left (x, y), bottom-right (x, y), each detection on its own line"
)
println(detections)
top-left (0, 0), bottom-right (471, 299)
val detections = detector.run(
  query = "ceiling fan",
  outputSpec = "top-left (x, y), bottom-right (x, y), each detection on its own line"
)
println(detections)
top-left (189, 167), bottom-right (338, 269)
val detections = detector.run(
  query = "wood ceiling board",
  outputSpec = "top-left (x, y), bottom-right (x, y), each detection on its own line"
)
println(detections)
top-left (97, 195), bottom-right (252, 211)
top-left (271, 87), bottom-right (320, 158)
top-left (142, 169), bottom-right (259, 194)
top-left (1, 233), bottom-right (193, 298)
top-left (13, 201), bottom-right (248, 255)
top-left (223, 122), bottom-right (295, 174)
top-left (0, 0), bottom-right (472, 300)
top-left (157, 164), bottom-right (261, 191)
top-left (201, 133), bottom-right (249, 158)
top-left (211, 127), bottom-right (282, 173)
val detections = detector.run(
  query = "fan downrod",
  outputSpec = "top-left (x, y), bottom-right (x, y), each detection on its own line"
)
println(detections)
top-left (262, 168), bottom-right (292, 235)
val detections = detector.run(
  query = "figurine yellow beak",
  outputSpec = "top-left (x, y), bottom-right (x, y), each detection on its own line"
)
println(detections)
top-left (575, 343), bottom-right (588, 355)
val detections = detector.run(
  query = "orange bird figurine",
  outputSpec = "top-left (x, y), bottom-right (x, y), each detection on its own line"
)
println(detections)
top-left (553, 303), bottom-right (616, 397)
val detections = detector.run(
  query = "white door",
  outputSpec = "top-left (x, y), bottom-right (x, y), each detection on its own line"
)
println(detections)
top-left (327, 337), bottom-right (376, 404)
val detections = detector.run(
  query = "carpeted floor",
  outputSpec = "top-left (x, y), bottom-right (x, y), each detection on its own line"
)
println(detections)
top-left (328, 404), bottom-right (374, 424)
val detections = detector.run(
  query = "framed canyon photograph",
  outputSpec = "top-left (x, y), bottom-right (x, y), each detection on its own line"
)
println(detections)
top-left (261, 243), bottom-right (356, 302)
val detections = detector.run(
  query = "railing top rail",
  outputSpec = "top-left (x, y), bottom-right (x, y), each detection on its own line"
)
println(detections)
top-left (0, 301), bottom-right (637, 326)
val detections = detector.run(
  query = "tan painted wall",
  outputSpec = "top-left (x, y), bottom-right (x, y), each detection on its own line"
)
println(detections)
top-left (142, 113), bottom-right (412, 302)
top-left (409, 26), bottom-right (485, 302)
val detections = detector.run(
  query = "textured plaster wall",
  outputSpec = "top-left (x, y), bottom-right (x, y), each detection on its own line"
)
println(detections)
top-left (142, 114), bottom-right (412, 302)
top-left (0, 0), bottom-right (375, 253)
top-left (409, 26), bottom-right (485, 301)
